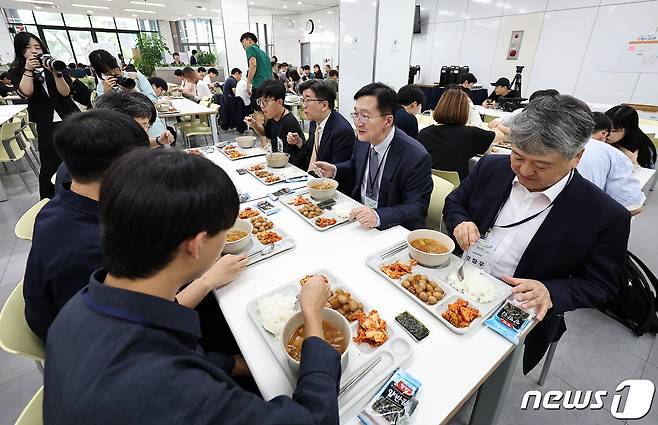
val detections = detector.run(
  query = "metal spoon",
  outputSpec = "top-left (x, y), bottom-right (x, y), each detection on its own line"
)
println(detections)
top-left (248, 244), bottom-right (275, 259)
top-left (457, 257), bottom-right (466, 281)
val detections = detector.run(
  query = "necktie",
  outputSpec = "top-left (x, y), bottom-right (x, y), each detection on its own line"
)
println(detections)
top-left (366, 146), bottom-right (380, 199)
top-left (308, 124), bottom-right (321, 171)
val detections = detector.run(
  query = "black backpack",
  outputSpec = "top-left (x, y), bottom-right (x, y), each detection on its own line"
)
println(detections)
top-left (600, 251), bottom-right (658, 335)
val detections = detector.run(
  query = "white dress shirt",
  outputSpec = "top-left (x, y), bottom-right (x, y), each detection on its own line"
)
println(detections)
top-left (483, 171), bottom-right (572, 278)
top-left (577, 138), bottom-right (646, 210)
top-left (314, 113), bottom-right (331, 149)
top-left (236, 79), bottom-right (250, 105)
top-left (360, 126), bottom-right (396, 205)
top-left (202, 75), bottom-right (212, 85)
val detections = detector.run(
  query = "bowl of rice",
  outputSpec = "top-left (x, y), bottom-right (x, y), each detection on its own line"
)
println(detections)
top-left (447, 268), bottom-right (497, 303)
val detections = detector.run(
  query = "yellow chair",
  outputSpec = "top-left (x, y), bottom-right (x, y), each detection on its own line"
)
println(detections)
top-left (427, 175), bottom-right (454, 231)
top-left (432, 169), bottom-right (460, 188)
top-left (15, 198), bottom-right (50, 241)
top-left (0, 281), bottom-right (45, 367)
top-left (0, 121), bottom-right (39, 193)
top-left (15, 386), bottom-right (43, 425)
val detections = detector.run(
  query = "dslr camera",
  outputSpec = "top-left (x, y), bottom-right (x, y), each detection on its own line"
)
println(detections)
top-left (37, 54), bottom-right (67, 72)
top-left (113, 76), bottom-right (136, 90)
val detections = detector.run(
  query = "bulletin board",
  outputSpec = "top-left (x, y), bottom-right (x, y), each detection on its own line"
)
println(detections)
top-left (597, 33), bottom-right (658, 73)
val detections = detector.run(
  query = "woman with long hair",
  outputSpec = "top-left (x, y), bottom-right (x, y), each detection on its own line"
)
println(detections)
top-left (285, 69), bottom-right (301, 95)
top-left (605, 104), bottom-right (657, 168)
top-left (313, 64), bottom-right (324, 79)
top-left (8, 32), bottom-right (79, 198)
top-left (181, 66), bottom-right (212, 100)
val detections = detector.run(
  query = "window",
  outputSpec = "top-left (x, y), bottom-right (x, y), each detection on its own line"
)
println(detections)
top-left (96, 32), bottom-right (121, 60)
top-left (69, 30), bottom-right (93, 64)
top-left (34, 11), bottom-right (64, 26)
top-left (63, 14), bottom-right (90, 28)
top-left (90, 16), bottom-right (115, 29)
top-left (5, 9), bottom-right (35, 24)
top-left (138, 19), bottom-right (158, 32)
top-left (118, 33), bottom-right (138, 62)
top-left (42, 29), bottom-right (75, 64)
top-left (115, 18), bottom-right (138, 31)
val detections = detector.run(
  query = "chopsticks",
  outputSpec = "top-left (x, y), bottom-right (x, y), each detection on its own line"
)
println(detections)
top-left (379, 243), bottom-right (407, 260)
top-left (338, 355), bottom-right (382, 398)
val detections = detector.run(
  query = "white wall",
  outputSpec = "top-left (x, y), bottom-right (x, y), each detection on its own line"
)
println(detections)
top-left (158, 21), bottom-right (176, 63)
top-left (272, 7), bottom-right (339, 68)
top-left (412, 0), bottom-right (658, 105)
top-left (374, 0), bottom-right (416, 90)
top-left (0, 20), bottom-right (13, 65)
top-left (220, 0), bottom-right (250, 74)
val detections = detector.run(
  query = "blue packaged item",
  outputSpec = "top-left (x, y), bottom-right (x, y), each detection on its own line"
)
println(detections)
top-left (358, 368), bottom-right (421, 425)
top-left (484, 298), bottom-right (535, 344)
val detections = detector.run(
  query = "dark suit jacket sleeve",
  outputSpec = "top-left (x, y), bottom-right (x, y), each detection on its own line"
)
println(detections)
top-left (375, 151), bottom-right (433, 230)
top-left (443, 157), bottom-right (484, 234)
top-left (334, 143), bottom-right (357, 182)
top-left (330, 126), bottom-right (356, 163)
top-left (201, 337), bottom-right (340, 425)
top-left (543, 212), bottom-right (630, 315)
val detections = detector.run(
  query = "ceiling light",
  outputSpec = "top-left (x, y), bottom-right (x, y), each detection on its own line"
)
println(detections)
top-left (187, 13), bottom-right (192, 16)
top-left (129, 1), bottom-right (165, 7)
top-left (87, 10), bottom-right (94, 13)
top-left (124, 8), bottom-right (156, 13)
top-left (131, 14), bottom-right (137, 17)
top-left (297, 1), bottom-right (302, 4)
top-left (72, 4), bottom-right (109, 9)
top-left (211, 9), bottom-right (220, 12)
top-left (328, 10), bottom-right (332, 14)
top-left (34, 5), bottom-right (42, 8)
top-left (283, 5), bottom-right (287, 8)
top-left (249, 1), bottom-right (254, 4)
top-left (13, 0), bottom-right (54, 4)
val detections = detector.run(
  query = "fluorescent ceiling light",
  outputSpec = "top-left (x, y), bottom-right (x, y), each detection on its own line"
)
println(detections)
top-left (211, 9), bottom-right (220, 12)
top-left (87, 10), bottom-right (94, 13)
top-left (129, 1), bottom-right (165, 6)
top-left (131, 14), bottom-right (137, 17)
top-left (13, 0), bottom-right (54, 4)
top-left (72, 4), bottom-right (109, 9)
top-left (124, 8), bottom-right (156, 13)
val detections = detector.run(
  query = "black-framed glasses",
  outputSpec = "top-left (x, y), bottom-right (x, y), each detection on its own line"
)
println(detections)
top-left (350, 112), bottom-right (390, 125)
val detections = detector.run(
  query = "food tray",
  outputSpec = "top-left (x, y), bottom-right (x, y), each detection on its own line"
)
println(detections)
top-left (185, 146), bottom-right (227, 164)
top-left (279, 190), bottom-right (360, 232)
top-left (245, 162), bottom-right (307, 185)
top-left (234, 209), bottom-right (296, 267)
top-left (246, 269), bottom-right (414, 422)
top-left (366, 242), bottom-right (512, 335)
top-left (157, 108), bottom-right (179, 116)
top-left (219, 142), bottom-right (268, 161)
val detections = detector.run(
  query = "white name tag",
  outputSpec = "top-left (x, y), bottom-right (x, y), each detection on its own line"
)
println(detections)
top-left (364, 195), bottom-right (378, 209)
top-left (464, 235), bottom-right (496, 270)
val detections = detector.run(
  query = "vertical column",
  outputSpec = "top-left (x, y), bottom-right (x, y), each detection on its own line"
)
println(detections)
top-left (373, 0), bottom-right (416, 90)
top-left (219, 0), bottom-right (250, 76)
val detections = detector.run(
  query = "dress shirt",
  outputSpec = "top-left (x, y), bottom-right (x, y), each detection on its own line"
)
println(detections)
top-left (313, 113), bottom-right (331, 151)
top-left (484, 171), bottom-right (572, 278)
top-left (359, 127), bottom-right (396, 226)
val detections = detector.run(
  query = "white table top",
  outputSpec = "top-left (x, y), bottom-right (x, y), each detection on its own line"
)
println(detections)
top-left (157, 97), bottom-right (217, 118)
top-left (474, 105), bottom-right (510, 118)
top-left (1, 95), bottom-right (21, 101)
top-left (0, 104), bottom-right (28, 125)
top-left (633, 166), bottom-right (656, 190)
top-left (205, 149), bottom-right (517, 424)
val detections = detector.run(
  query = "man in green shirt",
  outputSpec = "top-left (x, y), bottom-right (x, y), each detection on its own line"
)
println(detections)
top-left (240, 32), bottom-right (272, 113)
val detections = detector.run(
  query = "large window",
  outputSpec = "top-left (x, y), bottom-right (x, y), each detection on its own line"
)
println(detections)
top-left (176, 19), bottom-right (215, 53)
top-left (2, 9), bottom-right (159, 65)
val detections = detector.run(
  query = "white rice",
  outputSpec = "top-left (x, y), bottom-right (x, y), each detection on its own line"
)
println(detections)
top-left (448, 268), bottom-right (497, 303)
top-left (257, 293), bottom-right (297, 337)
top-left (331, 203), bottom-right (353, 219)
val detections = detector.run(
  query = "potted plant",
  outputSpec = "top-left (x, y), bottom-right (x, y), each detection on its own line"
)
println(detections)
top-left (195, 51), bottom-right (217, 66)
top-left (134, 33), bottom-right (170, 77)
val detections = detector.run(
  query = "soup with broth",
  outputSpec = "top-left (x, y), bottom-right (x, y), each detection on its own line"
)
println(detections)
top-left (286, 320), bottom-right (347, 362)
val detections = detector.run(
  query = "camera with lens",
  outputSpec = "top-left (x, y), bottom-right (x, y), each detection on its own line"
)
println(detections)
top-left (515, 65), bottom-right (524, 73)
top-left (114, 76), bottom-right (136, 90)
top-left (37, 54), bottom-right (67, 72)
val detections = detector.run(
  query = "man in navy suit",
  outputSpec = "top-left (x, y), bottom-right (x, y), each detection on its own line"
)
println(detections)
top-left (286, 79), bottom-right (356, 193)
top-left (443, 95), bottom-right (631, 373)
top-left (314, 83), bottom-right (433, 230)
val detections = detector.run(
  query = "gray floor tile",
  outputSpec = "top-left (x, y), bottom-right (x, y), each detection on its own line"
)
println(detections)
top-left (648, 339), bottom-right (658, 368)
top-left (0, 370), bottom-right (42, 425)
top-left (635, 363), bottom-right (658, 424)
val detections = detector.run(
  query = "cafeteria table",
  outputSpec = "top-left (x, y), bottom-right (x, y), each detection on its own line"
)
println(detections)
top-left (0, 104), bottom-right (29, 201)
top-left (204, 145), bottom-right (532, 425)
top-left (157, 97), bottom-right (219, 145)
top-left (1, 95), bottom-right (22, 105)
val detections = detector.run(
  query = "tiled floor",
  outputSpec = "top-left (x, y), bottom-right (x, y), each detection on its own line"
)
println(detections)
top-left (0, 151), bottom-right (656, 425)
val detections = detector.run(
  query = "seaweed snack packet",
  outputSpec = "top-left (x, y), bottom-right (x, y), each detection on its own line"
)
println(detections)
top-left (484, 298), bottom-right (535, 344)
top-left (358, 368), bottom-right (421, 425)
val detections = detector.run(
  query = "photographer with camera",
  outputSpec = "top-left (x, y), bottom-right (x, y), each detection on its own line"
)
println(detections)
top-left (89, 49), bottom-right (157, 102)
top-left (8, 32), bottom-right (79, 199)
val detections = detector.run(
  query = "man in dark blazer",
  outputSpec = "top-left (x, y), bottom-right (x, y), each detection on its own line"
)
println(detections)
top-left (314, 83), bottom-right (433, 230)
top-left (287, 79), bottom-right (356, 193)
top-left (443, 95), bottom-right (631, 373)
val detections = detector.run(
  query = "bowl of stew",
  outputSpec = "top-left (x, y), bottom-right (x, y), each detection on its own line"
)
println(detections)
top-left (307, 178), bottom-right (338, 201)
top-left (222, 219), bottom-right (253, 254)
top-left (281, 307), bottom-right (351, 372)
top-left (406, 229), bottom-right (455, 267)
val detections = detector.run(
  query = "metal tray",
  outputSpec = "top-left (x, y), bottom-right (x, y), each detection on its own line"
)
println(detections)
top-left (218, 142), bottom-right (268, 161)
top-left (246, 269), bottom-right (414, 422)
top-left (245, 162), bottom-right (307, 185)
top-left (366, 242), bottom-right (512, 335)
top-left (279, 190), bottom-right (360, 232)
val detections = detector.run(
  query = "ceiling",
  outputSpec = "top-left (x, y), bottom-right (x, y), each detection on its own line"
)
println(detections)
top-left (0, 0), bottom-right (339, 21)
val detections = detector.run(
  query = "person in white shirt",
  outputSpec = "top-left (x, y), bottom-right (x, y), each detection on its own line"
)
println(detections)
top-left (204, 68), bottom-right (218, 86)
top-left (577, 112), bottom-right (645, 214)
top-left (235, 71), bottom-right (250, 107)
top-left (181, 67), bottom-right (212, 101)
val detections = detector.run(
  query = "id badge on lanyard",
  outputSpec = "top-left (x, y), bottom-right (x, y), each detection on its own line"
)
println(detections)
top-left (277, 137), bottom-right (284, 153)
top-left (464, 229), bottom-right (496, 270)
top-left (364, 195), bottom-right (378, 209)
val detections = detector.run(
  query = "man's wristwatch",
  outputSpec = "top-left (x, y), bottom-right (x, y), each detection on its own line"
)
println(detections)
top-left (155, 136), bottom-right (163, 146)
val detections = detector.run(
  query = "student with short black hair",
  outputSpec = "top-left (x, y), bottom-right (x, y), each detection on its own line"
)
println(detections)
top-left (278, 62), bottom-right (289, 81)
top-left (44, 148), bottom-right (340, 425)
top-left (148, 76), bottom-right (168, 97)
top-left (204, 67), bottom-right (218, 85)
top-left (240, 32), bottom-right (271, 110)
top-left (394, 84), bottom-right (425, 138)
top-left (190, 49), bottom-right (198, 65)
top-left (197, 66), bottom-right (207, 78)
top-left (224, 68), bottom-right (242, 97)
top-left (590, 111), bottom-right (612, 142)
top-left (171, 52), bottom-right (184, 66)
top-left (0, 71), bottom-right (14, 97)
top-left (301, 64), bottom-right (313, 81)
top-left (244, 79), bottom-right (306, 167)
top-left (89, 49), bottom-right (157, 102)
top-left (324, 69), bottom-right (339, 94)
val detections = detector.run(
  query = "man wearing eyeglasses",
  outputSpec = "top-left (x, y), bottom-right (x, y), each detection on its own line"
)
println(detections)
top-left (313, 82), bottom-right (433, 230)
top-left (287, 80), bottom-right (355, 191)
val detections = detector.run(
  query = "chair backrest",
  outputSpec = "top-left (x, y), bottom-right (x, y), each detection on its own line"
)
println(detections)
top-left (15, 198), bottom-right (50, 241)
top-left (89, 90), bottom-right (98, 107)
top-left (0, 121), bottom-right (26, 159)
top-left (0, 281), bottom-right (45, 362)
top-left (432, 169), bottom-right (460, 188)
top-left (427, 175), bottom-right (454, 230)
top-left (14, 386), bottom-right (43, 425)
top-left (482, 114), bottom-right (496, 124)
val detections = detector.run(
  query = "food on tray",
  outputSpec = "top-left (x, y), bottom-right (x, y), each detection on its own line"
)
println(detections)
top-left (239, 207), bottom-right (260, 219)
top-left (257, 293), bottom-right (297, 336)
top-left (226, 230), bottom-right (248, 242)
top-left (395, 311), bottom-right (430, 342)
top-left (353, 310), bottom-right (388, 347)
top-left (187, 148), bottom-right (202, 156)
top-left (265, 176), bottom-right (281, 183)
top-left (287, 320), bottom-right (347, 361)
top-left (410, 238), bottom-right (450, 254)
top-left (288, 195), bottom-right (312, 206)
top-left (380, 259), bottom-right (418, 279)
top-left (224, 144), bottom-right (237, 151)
top-left (228, 150), bottom-right (246, 159)
top-left (299, 274), bottom-right (328, 286)
top-left (255, 170), bottom-right (273, 178)
top-left (256, 230), bottom-right (283, 245)
top-left (442, 298), bottom-right (480, 328)
top-left (310, 180), bottom-right (336, 190)
top-left (250, 216), bottom-right (274, 233)
top-left (326, 288), bottom-right (364, 321)
top-left (315, 217), bottom-right (337, 228)
top-left (401, 274), bottom-right (445, 305)
top-left (298, 204), bottom-right (323, 218)
top-left (447, 268), bottom-right (497, 303)
top-left (248, 163), bottom-right (266, 171)
top-left (331, 203), bottom-right (353, 219)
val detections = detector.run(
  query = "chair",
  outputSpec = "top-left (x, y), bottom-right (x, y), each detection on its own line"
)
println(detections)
top-left (14, 386), bottom-right (43, 425)
top-left (482, 114), bottom-right (497, 124)
top-left (89, 90), bottom-right (98, 108)
top-left (427, 175), bottom-right (454, 231)
top-left (0, 121), bottom-right (39, 193)
top-left (432, 169), bottom-right (460, 188)
top-left (15, 198), bottom-right (49, 241)
top-left (0, 281), bottom-right (45, 371)
top-left (12, 114), bottom-right (40, 165)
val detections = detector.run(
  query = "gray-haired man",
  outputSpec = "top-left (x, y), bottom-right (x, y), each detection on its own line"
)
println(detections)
top-left (443, 94), bottom-right (631, 374)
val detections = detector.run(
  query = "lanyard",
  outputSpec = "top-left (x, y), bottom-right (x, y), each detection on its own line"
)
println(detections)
top-left (491, 170), bottom-right (573, 231)
top-left (81, 287), bottom-right (154, 327)
top-left (366, 142), bottom-right (393, 197)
